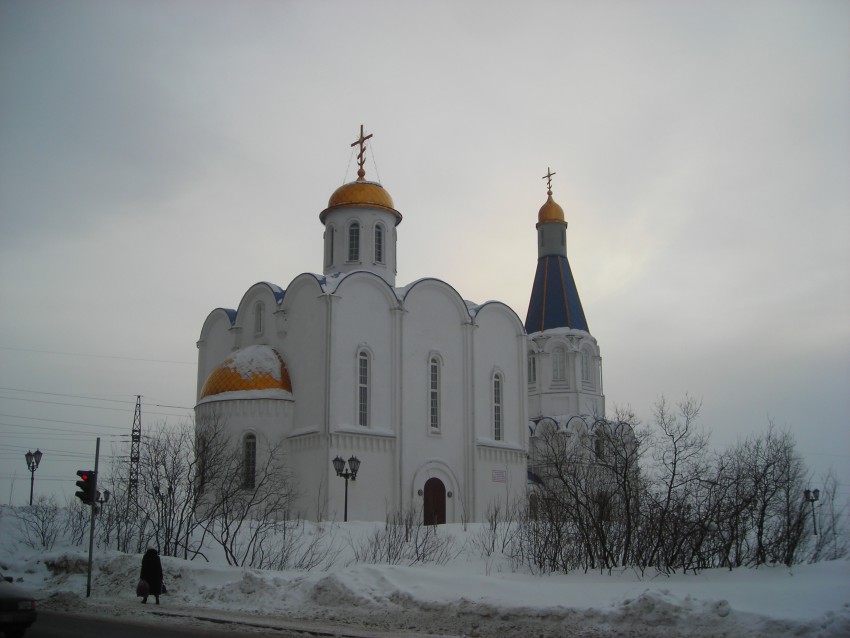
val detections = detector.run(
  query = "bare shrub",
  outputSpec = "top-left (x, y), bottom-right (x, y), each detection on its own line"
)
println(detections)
top-left (261, 519), bottom-right (342, 571)
top-left (349, 507), bottom-right (457, 567)
top-left (15, 496), bottom-right (62, 550)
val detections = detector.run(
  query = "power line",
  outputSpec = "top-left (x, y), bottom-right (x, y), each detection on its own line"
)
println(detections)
top-left (0, 388), bottom-right (194, 412)
top-left (0, 345), bottom-right (195, 365)
top-left (0, 413), bottom-right (132, 431)
top-left (0, 395), bottom-right (190, 417)
top-left (0, 387), bottom-right (137, 404)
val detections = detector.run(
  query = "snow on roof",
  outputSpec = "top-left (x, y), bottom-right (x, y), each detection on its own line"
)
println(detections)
top-left (222, 344), bottom-right (285, 382)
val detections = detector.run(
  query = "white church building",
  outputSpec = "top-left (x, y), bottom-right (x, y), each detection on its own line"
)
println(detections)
top-left (195, 129), bottom-right (604, 523)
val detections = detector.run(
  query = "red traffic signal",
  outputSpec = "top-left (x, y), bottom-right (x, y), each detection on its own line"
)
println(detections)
top-left (75, 470), bottom-right (96, 505)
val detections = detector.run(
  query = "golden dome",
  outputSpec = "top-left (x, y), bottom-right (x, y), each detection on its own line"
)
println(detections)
top-left (537, 191), bottom-right (565, 225)
top-left (320, 179), bottom-right (402, 225)
top-left (199, 345), bottom-right (292, 400)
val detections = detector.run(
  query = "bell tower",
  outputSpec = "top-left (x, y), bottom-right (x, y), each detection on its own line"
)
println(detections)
top-left (525, 169), bottom-right (604, 419)
top-left (318, 125), bottom-right (402, 286)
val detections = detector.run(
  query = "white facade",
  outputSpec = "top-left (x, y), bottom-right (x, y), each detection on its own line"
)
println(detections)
top-left (196, 169), bottom-right (528, 523)
top-left (195, 143), bottom-right (607, 524)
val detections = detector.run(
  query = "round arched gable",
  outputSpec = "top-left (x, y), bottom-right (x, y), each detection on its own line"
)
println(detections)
top-left (331, 270), bottom-right (401, 309)
top-left (402, 278), bottom-right (472, 326)
top-left (470, 301), bottom-right (525, 335)
top-left (234, 282), bottom-right (285, 328)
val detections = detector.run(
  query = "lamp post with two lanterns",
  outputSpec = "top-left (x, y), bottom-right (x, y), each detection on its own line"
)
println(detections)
top-left (24, 449), bottom-right (43, 506)
top-left (804, 488), bottom-right (820, 536)
top-left (332, 455), bottom-right (361, 522)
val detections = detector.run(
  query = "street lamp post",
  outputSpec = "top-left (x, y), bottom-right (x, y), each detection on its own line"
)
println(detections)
top-left (332, 455), bottom-right (361, 522)
top-left (804, 488), bottom-right (820, 536)
top-left (24, 449), bottom-right (43, 506)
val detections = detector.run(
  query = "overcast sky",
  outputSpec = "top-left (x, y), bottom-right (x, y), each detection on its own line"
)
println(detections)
top-left (1, 0), bottom-right (848, 507)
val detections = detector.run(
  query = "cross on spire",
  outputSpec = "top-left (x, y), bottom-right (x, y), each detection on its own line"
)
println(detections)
top-left (351, 124), bottom-right (373, 180)
top-left (542, 167), bottom-right (556, 194)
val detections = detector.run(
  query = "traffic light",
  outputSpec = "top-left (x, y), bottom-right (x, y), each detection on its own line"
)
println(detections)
top-left (75, 470), bottom-right (96, 504)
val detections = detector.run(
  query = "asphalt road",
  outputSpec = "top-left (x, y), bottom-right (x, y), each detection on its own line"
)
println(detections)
top-left (24, 610), bottom-right (312, 638)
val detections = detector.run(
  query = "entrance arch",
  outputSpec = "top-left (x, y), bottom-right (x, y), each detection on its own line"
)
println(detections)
top-left (423, 477), bottom-right (446, 525)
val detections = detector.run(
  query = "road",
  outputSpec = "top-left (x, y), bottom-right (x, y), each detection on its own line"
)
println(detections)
top-left (25, 610), bottom-right (314, 638)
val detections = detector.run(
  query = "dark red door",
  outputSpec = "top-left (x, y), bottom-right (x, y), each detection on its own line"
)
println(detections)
top-left (423, 478), bottom-right (446, 525)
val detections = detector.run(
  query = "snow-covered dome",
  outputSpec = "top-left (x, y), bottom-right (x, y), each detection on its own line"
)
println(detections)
top-left (199, 345), bottom-right (292, 401)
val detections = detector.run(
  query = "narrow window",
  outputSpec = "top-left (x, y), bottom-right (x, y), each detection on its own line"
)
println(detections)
top-left (253, 301), bottom-right (264, 336)
top-left (552, 347), bottom-right (566, 382)
top-left (358, 350), bottom-right (369, 426)
top-left (325, 226), bottom-right (335, 267)
top-left (196, 433), bottom-right (208, 495)
top-left (429, 356), bottom-right (440, 431)
top-left (582, 351), bottom-right (592, 386)
top-left (560, 229), bottom-right (566, 246)
top-left (348, 222), bottom-right (360, 262)
top-left (493, 373), bottom-right (503, 441)
top-left (375, 224), bottom-right (384, 264)
top-left (527, 354), bottom-right (536, 385)
top-left (243, 433), bottom-right (256, 489)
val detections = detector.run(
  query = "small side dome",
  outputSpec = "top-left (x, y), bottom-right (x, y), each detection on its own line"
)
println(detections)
top-left (538, 191), bottom-right (565, 225)
top-left (199, 345), bottom-right (292, 400)
top-left (320, 180), bottom-right (402, 225)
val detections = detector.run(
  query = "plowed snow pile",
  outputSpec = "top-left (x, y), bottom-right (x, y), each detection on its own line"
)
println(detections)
top-left (1, 513), bottom-right (847, 637)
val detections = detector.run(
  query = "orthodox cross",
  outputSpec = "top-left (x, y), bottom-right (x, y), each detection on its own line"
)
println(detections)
top-left (542, 167), bottom-right (556, 193)
top-left (351, 124), bottom-right (373, 180)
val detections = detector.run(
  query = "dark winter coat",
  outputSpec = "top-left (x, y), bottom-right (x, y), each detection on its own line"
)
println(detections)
top-left (140, 548), bottom-right (163, 596)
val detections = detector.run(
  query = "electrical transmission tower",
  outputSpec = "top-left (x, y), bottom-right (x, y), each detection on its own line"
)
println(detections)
top-left (127, 395), bottom-right (142, 512)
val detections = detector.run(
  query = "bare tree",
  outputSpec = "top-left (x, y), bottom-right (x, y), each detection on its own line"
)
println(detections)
top-left (640, 395), bottom-right (708, 572)
top-left (199, 434), bottom-right (297, 567)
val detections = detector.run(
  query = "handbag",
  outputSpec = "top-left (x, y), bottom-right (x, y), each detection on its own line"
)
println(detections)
top-left (136, 579), bottom-right (150, 597)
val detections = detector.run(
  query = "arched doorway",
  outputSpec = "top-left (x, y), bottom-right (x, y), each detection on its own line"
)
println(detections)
top-left (423, 477), bottom-right (446, 525)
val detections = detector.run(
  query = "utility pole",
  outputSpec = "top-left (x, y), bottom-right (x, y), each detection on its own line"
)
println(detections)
top-left (85, 437), bottom-right (100, 598)
top-left (127, 396), bottom-right (142, 517)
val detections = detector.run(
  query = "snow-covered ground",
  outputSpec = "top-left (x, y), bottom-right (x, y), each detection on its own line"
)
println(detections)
top-left (1, 511), bottom-right (848, 637)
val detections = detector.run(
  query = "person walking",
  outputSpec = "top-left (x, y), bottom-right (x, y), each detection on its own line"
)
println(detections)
top-left (139, 548), bottom-right (163, 604)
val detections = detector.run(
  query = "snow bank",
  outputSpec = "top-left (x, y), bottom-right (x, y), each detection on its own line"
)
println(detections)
top-left (1, 514), bottom-right (848, 637)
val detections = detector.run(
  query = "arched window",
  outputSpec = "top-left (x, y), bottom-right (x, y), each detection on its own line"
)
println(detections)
top-left (325, 225), bottom-right (335, 267)
top-left (582, 350), bottom-right (593, 388)
top-left (348, 222), bottom-right (360, 262)
top-left (374, 224), bottom-right (385, 264)
top-left (358, 350), bottom-right (370, 427)
top-left (527, 354), bottom-right (536, 385)
top-left (242, 433), bottom-right (256, 489)
top-left (552, 346), bottom-right (566, 383)
top-left (429, 356), bottom-right (440, 431)
top-left (493, 373), bottom-right (503, 441)
top-left (253, 301), bottom-right (264, 336)
top-left (594, 434), bottom-right (604, 460)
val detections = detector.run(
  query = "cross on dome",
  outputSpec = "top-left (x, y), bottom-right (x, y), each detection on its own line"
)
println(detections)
top-left (542, 167), bottom-right (557, 194)
top-left (351, 124), bottom-right (373, 181)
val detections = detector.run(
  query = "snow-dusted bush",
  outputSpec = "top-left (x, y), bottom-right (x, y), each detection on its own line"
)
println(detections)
top-left (14, 496), bottom-right (62, 550)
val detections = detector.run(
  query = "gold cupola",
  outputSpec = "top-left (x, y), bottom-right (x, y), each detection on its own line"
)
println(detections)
top-left (319, 125), bottom-right (402, 225)
top-left (537, 168), bottom-right (566, 225)
top-left (537, 192), bottom-right (565, 225)
top-left (537, 167), bottom-right (565, 225)
top-left (320, 180), bottom-right (400, 224)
